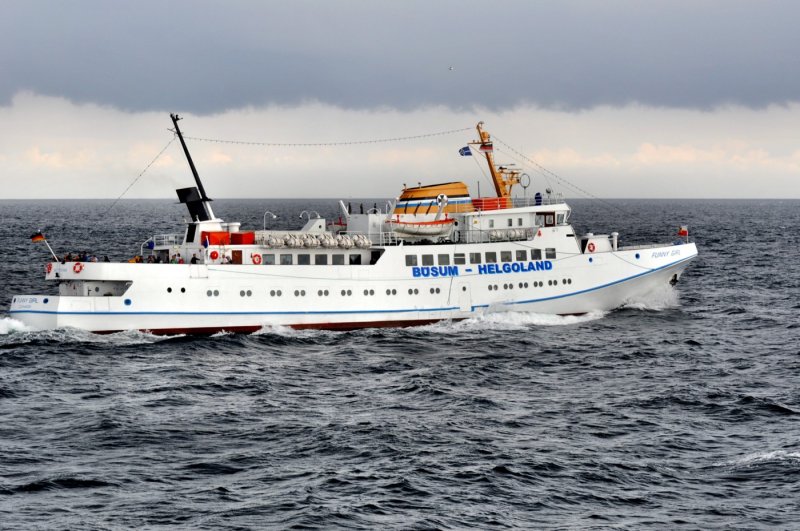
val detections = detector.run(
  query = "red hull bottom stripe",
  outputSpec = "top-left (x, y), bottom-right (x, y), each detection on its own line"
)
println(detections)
top-left (93, 318), bottom-right (464, 336)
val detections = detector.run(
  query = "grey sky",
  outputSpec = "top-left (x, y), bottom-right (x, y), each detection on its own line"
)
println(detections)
top-left (3, 0), bottom-right (799, 113)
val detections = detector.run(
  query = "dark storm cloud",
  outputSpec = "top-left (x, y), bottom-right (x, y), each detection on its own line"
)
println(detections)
top-left (2, 0), bottom-right (798, 113)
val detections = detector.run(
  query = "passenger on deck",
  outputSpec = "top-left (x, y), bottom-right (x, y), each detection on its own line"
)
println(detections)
top-left (190, 254), bottom-right (199, 264)
top-left (103, 256), bottom-right (110, 262)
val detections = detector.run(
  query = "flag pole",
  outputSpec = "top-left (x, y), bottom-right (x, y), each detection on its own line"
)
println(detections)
top-left (42, 237), bottom-right (60, 262)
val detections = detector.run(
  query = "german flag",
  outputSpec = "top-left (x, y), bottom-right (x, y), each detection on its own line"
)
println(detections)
top-left (30, 231), bottom-right (45, 243)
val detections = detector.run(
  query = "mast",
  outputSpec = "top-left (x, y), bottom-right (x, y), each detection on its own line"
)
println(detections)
top-left (473, 121), bottom-right (520, 198)
top-left (170, 113), bottom-right (215, 219)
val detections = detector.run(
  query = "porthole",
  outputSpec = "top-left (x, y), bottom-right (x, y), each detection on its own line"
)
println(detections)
top-left (167, 287), bottom-right (172, 293)
top-left (386, 289), bottom-right (391, 295)
top-left (589, 257), bottom-right (593, 263)
top-left (95, 287), bottom-right (100, 292)
top-left (347, 290), bottom-right (352, 296)
top-left (525, 282), bottom-right (529, 288)
top-left (462, 286), bottom-right (466, 291)
top-left (43, 298), bottom-right (49, 304)
top-left (635, 253), bottom-right (640, 259)
top-left (369, 289), bottom-right (374, 296)
top-left (391, 289), bottom-right (397, 295)
top-left (548, 280), bottom-right (552, 286)
top-left (364, 289), bottom-right (369, 296)
top-left (247, 290), bottom-right (252, 297)
top-left (413, 288), bottom-right (419, 295)
top-left (181, 287), bottom-right (186, 293)
top-left (318, 290), bottom-right (324, 296)
top-left (270, 290), bottom-right (276, 296)
top-left (324, 290), bottom-right (329, 296)
top-left (301, 290), bottom-right (306, 296)
top-left (213, 290), bottom-right (219, 296)
top-left (240, 290), bottom-right (246, 297)
top-left (295, 290), bottom-right (300, 296)
top-left (568, 279), bottom-right (572, 285)
top-left (408, 288), bottom-right (413, 295)
top-left (489, 285), bottom-right (493, 291)
top-left (341, 290), bottom-right (346, 296)
top-left (124, 299), bottom-right (132, 306)
top-left (207, 290), bottom-right (213, 297)
top-left (430, 288), bottom-right (435, 294)
top-left (276, 290), bottom-right (282, 296)
top-left (435, 288), bottom-right (440, 294)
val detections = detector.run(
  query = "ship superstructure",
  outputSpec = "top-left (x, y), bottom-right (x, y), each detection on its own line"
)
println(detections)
top-left (9, 117), bottom-right (698, 334)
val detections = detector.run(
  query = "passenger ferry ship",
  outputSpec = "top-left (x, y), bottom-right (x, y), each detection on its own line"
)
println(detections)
top-left (9, 116), bottom-right (698, 334)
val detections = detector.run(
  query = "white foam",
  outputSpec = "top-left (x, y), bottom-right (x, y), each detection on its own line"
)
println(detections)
top-left (0, 319), bottom-right (180, 344)
top-left (724, 450), bottom-right (800, 468)
top-left (253, 323), bottom-right (341, 340)
top-left (417, 310), bottom-right (607, 333)
top-left (0, 317), bottom-right (32, 334)
top-left (622, 284), bottom-right (681, 311)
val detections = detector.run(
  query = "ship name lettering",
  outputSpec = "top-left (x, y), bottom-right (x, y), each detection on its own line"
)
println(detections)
top-left (411, 266), bottom-right (460, 278)
top-left (477, 261), bottom-right (553, 275)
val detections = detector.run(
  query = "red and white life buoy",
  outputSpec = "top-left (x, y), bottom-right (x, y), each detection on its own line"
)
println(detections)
top-left (251, 253), bottom-right (262, 265)
top-left (46, 262), bottom-right (53, 274)
top-left (209, 250), bottom-right (219, 260)
top-left (587, 242), bottom-right (596, 253)
top-left (73, 262), bottom-right (84, 273)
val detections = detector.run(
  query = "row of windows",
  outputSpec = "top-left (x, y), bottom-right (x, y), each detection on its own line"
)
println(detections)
top-left (262, 253), bottom-right (364, 265)
top-left (199, 279), bottom-right (574, 299)
top-left (488, 278), bottom-right (573, 291)
top-left (483, 213), bottom-right (565, 228)
top-left (405, 248), bottom-right (556, 267)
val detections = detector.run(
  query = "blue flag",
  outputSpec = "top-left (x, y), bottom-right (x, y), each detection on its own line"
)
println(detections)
top-left (458, 146), bottom-right (472, 156)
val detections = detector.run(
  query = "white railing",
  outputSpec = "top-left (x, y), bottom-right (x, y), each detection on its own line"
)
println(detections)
top-left (152, 233), bottom-right (183, 246)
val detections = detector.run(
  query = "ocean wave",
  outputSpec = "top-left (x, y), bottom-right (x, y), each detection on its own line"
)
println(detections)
top-left (0, 316), bottom-right (32, 335)
top-left (622, 284), bottom-right (681, 311)
top-left (724, 450), bottom-right (800, 468)
top-left (417, 310), bottom-right (606, 333)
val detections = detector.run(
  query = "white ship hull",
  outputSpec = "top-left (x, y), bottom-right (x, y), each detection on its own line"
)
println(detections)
top-left (10, 242), bottom-right (697, 334)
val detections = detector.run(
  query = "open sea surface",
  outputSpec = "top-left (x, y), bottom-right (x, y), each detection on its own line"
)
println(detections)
top-left (1, 198), bottom-right (798, 529)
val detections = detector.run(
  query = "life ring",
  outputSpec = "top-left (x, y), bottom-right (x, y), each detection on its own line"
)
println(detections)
top-left (251, 253), bottom-right (262, 265)
top-left (587, 242), bottom-right (596, 253)
top-left (73, 262), bottom-right (84, 273)
top-left (209, 250), bottom-right (219, 260)
top-left (46, 262), bottom-right (53, 274)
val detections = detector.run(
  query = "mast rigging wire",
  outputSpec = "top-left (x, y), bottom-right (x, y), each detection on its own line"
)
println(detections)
top-left (182, 127), bottom-right (473, 147)
top-left (101, 135), bottom-right (177, 216)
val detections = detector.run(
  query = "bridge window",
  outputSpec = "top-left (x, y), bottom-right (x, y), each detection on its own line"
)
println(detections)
top-left (531, 249), bottom-right (542, 260)
top-left (405, 255), bottom-right (418, 266)
top-left (485, 252), bottom-right (497, 263)
top-left (507, 218), bottom-right (513, 227)
top-left (298, 254), bottom-right (311, 265)
top-left (557, 213), bottom-right (565, 224)
top-left (454, 253), bottom-right (465, 265)
top-left (422, 254), bottom-right (434, 266)
top-left (546, 248), bottom-right (556, 259)
top-left (500, 251), bottom-right (512, 262)
top-left (516, 250), bottom-right (527, 261)
top-left (263, 254), bottom-right (275, 265)
top-left (315, 254), bottom-right (328, 265)
top-left (280, 254), bottom-right (293, 265)
top-left (437, 254), bottom-right (450, 265)
top-left (332, 254), bottom-right (345, 265)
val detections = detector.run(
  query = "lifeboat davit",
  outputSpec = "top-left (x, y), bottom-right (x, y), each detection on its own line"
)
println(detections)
top-left (386, 217), bottom-right (455, 236)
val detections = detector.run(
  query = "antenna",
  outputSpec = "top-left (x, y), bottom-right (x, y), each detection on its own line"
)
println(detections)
top-left (171, 114), bottom-right (211, 203)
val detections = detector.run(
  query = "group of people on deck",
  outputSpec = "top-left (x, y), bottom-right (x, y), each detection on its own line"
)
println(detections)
top-left (61, 251), bottom-right (109, 264)
top-left (127, 253), bottom-right (203, 264)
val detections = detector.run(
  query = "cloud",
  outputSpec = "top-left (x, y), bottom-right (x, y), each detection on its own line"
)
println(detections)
top-left (0, 92), bottom-right (798, 199)
top-left (1, 1), bottom-right (799, 113)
